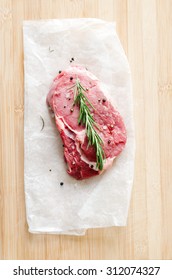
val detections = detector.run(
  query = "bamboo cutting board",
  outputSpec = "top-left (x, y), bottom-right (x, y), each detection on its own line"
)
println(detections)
top-left (0, 0), bottom-right (172, 260)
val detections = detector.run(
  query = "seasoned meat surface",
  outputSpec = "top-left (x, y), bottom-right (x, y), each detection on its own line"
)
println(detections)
top-left (47, 65), bottom-right (127, 179)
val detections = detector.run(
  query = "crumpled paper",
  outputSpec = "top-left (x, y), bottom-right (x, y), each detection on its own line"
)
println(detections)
top-left (23, 18), bottom-right (135, 235)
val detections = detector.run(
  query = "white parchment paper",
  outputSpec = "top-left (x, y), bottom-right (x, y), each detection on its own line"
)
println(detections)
top-left (23, 18), bottom-right (135, 235)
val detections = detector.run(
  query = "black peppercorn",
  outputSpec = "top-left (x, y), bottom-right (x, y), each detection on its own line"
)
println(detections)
top-left (49, 169), bottom-right (52, 172)
top-left (102, 99), bottom-right (106, 103)
top-left (108, 140), bottom-right (111, 144)
top-left (90, 165), bottom-right (94, 168)
top-left (59, 70), bottom-right (61, 74)
top-left (60, 182), bottom-right (64, 186)
top-left (71, 57), bottom-right (74, 61)
top-left (70, 77), bottom-right (73, 81)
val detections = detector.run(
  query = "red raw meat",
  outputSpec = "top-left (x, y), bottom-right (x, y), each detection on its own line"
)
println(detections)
top-left (47, 65), bottom-right (127, 180)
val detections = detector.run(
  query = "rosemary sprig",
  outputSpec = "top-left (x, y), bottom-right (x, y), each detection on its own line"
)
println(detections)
top-left (73, 79), bottom-right (105, 170)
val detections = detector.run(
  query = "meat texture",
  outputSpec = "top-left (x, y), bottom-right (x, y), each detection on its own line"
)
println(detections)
top-left (47, 65), bottom-right (127, 180)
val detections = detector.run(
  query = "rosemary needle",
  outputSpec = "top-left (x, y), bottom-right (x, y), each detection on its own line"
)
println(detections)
top-left (73, 79), bottom-right (105, 170)
top-left (40, 115), bottom-right (45, 131)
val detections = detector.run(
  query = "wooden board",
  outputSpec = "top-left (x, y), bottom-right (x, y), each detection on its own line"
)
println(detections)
top-left (0, 0), bottom-right (172, 260)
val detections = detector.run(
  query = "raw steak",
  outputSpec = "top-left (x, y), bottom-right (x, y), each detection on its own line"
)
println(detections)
top-left (47, 65), bottom-right (127, 180)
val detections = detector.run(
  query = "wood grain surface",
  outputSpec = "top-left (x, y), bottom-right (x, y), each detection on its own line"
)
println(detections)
top-left (0, 0), bottom-right (172, 260)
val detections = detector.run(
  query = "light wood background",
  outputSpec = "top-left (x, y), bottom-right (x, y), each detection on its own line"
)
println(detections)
top-left (0, 0), bottom-right (172, 260)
